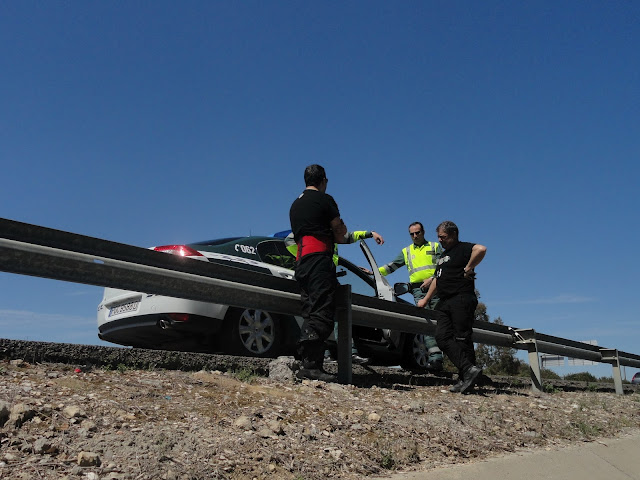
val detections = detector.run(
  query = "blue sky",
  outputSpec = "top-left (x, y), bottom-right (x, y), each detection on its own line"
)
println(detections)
top-left (1, 1), bottom-right (638, 379)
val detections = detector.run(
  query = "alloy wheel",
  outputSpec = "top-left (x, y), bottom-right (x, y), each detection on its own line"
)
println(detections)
top-left (410, 334), bottom-right (429, 368)
top-left (237, 309), bottom-right (276, 355)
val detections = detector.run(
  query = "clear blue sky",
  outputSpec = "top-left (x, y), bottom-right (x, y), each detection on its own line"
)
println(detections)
top-left (1, 1), bottom-right (638, 379)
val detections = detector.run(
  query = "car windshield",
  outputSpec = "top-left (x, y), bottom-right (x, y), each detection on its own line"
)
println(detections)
top-left (257, 240), bottom-right (296, 270)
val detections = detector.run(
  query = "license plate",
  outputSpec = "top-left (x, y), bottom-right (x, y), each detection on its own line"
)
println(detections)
top-left (109, 301), bottom-right (140, 317)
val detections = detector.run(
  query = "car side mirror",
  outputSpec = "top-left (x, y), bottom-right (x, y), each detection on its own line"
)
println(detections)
top-left (393, 282), bottom-right (410, 296)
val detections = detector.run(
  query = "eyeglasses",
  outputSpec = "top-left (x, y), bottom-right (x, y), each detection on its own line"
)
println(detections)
top-left (409, 231), bottom-right (423, 237)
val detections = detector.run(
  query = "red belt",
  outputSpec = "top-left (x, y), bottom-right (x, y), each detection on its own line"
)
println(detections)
top-left (296, 235), bottom-right (333, 260)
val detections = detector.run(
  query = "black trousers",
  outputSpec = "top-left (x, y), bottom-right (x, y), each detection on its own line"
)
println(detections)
top-left (295, 253), bottom-right (337, 367)
top-left (434, 292), bottom-right (478, 374)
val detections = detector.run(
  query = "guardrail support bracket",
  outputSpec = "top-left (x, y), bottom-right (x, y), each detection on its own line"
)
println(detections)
top-left (600, 348), bottom-right (623, 395)
top-left (514, 328), bottom-right (542, 393)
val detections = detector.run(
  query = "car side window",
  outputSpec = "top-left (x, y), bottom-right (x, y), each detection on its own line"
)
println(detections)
top-left (336, 264), bottom-right (375, 297)
top-left (257, 240), bottom-right (296, 270)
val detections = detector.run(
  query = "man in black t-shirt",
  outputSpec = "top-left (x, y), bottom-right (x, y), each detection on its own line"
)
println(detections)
top-left (418, 221), bottom-right (487, 393)
top-left (289, 164), bottom-right (347, 382)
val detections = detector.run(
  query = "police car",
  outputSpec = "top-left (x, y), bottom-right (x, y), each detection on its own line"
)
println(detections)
top-left (97, 233), bottom-right (434, 370)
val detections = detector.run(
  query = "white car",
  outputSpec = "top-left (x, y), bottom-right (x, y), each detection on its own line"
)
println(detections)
top-left (97, 233), bottom-right (434, 370)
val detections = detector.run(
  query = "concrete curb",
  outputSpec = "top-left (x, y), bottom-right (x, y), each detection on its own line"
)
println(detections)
top-left (382, 431), bottom-right (640, 480)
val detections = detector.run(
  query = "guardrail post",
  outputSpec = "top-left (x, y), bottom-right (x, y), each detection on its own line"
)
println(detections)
top-left (335, 284), bottom-right (353, 385)
top-left (514, 328), bottom-right (542, 393)
top-left (600, 348), bottom-right (623, 395)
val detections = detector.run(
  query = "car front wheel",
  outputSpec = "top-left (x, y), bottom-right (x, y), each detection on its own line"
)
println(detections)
top-left (400, 333), bottom-right (430, 370)
top-left (222, 307), bottom-right (283, 357)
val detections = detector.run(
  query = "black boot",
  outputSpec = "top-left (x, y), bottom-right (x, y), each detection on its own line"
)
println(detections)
top-left (425, 359), bottom-right (443, 372)
top-left (459, 365), bottom-right (482, 394)
top-left (296, 367), bottom-right (336, 382)
top-left (351, 353), bottom-right (370, 365)
top-left (296, 340), bottom-right (336, 382)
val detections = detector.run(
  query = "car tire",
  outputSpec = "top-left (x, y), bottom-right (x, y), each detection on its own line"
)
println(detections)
top-left (222, 307), bottom-right (283, 358)
top-left (400, 333), bottom-right (430, 370)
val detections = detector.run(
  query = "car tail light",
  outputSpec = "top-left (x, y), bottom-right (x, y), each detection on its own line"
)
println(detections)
top-left (168, 313), bottom-right (190, 322)
top-left (153, 245), bottom-right (204, 257)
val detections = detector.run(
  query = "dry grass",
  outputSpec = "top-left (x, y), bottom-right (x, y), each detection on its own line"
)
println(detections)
top-left (1, 360), bottom-right (639, 479)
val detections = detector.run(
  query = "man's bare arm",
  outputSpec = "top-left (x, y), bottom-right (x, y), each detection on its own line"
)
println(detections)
top-left (465, 244), bottom-right (487, 274)
top-left (331, 217), bottom-right (348, 244)
top-left (417, 278), bottom-right (437, 308)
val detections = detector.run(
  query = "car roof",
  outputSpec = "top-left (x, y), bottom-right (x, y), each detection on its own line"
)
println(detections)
top-left (190, 237), bottom-right (245, 246)
top-left (189, 236), bottom-right (277, 247)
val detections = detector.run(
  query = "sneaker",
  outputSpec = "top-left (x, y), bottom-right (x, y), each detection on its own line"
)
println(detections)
top-left (296, 368), bottom-right (337, 382)
top-left (459, 365), bottom-right (482, 394)
top-left (425, 359), bottom-right (443, 372)
top-left (351, 354), bottom-right (371, 366)
top-left (449, 380), bottom-right (464, 393)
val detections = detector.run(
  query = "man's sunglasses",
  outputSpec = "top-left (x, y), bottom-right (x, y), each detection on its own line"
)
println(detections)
top-left (409, 231), bottom-right (423, 237)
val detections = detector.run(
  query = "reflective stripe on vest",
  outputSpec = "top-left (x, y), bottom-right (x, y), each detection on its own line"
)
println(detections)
top-left (402, 243), bottom-right (438, 283)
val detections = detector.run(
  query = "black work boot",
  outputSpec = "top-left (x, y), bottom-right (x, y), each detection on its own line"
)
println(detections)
top-left (425, 359), bottom-right (443, 373)
top-left (449, 379), bottom-right (464, 393)
top-left (351, 354), bottom-right (371, 365)
top-left (459, 365), bottom-right (482, 394)
top-left (296, 367), bottom-right (337, 382)
top-left (296, 358), bottom-right (336, 382)
top-left (296, 337), bottom-right (337, 383)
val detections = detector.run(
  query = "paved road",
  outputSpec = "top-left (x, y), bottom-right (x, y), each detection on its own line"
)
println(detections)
top-left (382, 432), bottom-right (640, 480)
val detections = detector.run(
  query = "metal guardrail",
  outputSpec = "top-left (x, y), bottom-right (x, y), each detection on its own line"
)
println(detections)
top-left (1, 217), bottom-right (639, 392)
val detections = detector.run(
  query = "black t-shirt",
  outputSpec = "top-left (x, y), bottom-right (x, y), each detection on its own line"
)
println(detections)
top-left (435, 241), bottom-right (476, 299)
top-left (289, 189), bottom-right (340, 241)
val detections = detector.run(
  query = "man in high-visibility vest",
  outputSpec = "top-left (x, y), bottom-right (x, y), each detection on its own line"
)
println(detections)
top-left (378, 221), bottom-right (444, 371)
top-left (285, 229), bottom-right (384, 365)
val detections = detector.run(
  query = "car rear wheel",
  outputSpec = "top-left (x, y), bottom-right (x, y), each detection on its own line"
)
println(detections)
top-left (222, 307), bottom-right (283, 357)
top-left (400, 333), bottom-right (430, 370)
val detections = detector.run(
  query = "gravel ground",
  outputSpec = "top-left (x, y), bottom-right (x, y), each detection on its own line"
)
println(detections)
top-left (1, 340), bottom-right (639, 480)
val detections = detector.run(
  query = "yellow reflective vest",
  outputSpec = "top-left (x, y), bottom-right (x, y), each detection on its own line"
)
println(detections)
top-left (379, 242), bottom-right (442, 284)
top-left (403, 242), bottom-right (441, 283)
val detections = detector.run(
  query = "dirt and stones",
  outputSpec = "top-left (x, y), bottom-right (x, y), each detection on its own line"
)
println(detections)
top-left (1, 358), bottom-right (639, 480)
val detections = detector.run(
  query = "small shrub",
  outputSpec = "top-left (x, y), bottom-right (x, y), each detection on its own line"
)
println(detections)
top-left (572, 421), bottom-right (601, 437)
top-left (232, 367), bottom-right (257, 383)
top-left (565, 372), bottom-right (597, 382)
top-left (540, 368), bottom-right (562, 380)
top-left (380, 452), bottom-right (395, 470)
top-left (542, 383), bottom-right (560, 394)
